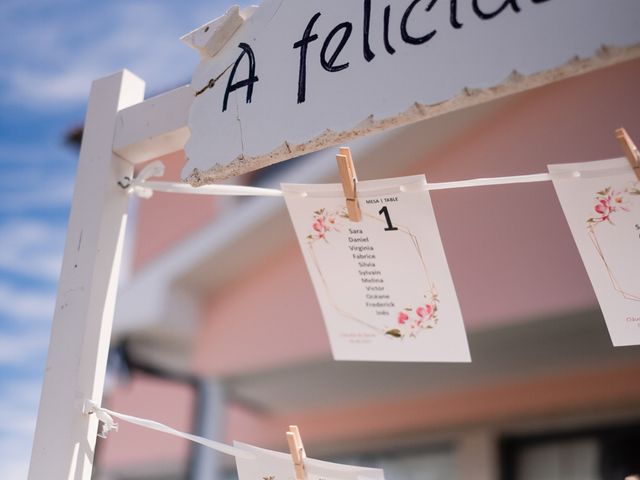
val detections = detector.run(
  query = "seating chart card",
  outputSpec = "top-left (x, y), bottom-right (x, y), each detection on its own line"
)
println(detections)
top-left (282, 175), bottom-right (471, 362)
top-left (234, 442), bottom-right (385, 480)
top-left (549, 158), bottom-right (640, 346)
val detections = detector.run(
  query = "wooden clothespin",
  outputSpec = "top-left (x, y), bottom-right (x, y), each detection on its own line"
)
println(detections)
top-left (286, 425), bottom-right (307, 480)
top-left (336, 147), bottom-right (362, 222)
top-left (615, 128), bottom-right (640, 180)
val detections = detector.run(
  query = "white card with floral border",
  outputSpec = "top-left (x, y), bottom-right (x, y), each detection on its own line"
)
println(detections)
top-left (282, 175), bottom-right (471, 362)
top-left (549, 158), bottom-right (640, 346)
top-left (234, 441), bottom-right (385, 480)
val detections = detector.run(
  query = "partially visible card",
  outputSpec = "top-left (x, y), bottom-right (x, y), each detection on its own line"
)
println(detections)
top-left (234, 441), bottom-right (385, 480)
top-left (549, 158), bottom-right (640, 346)
top-left (282, 175), bottom-right (470, 362)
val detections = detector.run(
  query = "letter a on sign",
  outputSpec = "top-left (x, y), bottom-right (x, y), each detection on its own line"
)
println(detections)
top-left (222, 42), bottom-right (259, 112)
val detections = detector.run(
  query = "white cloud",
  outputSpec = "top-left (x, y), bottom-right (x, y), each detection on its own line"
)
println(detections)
top-left (0, 328), bottom-right (50, 370)
top-left (0, 177), bottom-right (75, 213)
top-left (0, 438), bottom-right (33, 480)
top-left (8, 68), bottom-right (98, 106)
top-left (0, 143), bottom-right (74, 166)
top-left (0, 220), bottom-right (65, 282)
top-left (0, 1), bottom-right (241, 109)
top-left (0, 378), bottom-right (43, 479)
top-left (0, 184), bottom-right (74, 213)
top-left (0, 379), bottom-right (41, 434)
top-left (0, 283), bottom-right (56, 324)
top-left (0, 143), bottom-right (76, 213)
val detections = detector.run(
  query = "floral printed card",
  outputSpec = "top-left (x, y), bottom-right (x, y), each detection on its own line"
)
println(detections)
top-left (549, 158), bottom-right (640, 346)
top-left (282, 175), bottom-right (471, 362)
top-left (234, 441), bottom-right (385, 480)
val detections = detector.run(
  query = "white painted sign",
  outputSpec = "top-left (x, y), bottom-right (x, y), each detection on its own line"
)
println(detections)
top-left (182, 0), bottom-right (640, 184)
top-left (549, 158), bottom-right (640, 347)
top-left (282, 176), bottom-right (470, 362)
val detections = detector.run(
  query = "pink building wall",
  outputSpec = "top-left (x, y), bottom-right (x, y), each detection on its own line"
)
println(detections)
top-left (99, 374), bottom-right (194, 468)
top-left (100, 59), bottom-right (640, 473)
top-left (132, 153), bottom-right (218, 271)
top-left (193, 242), bottom-right (331, 377)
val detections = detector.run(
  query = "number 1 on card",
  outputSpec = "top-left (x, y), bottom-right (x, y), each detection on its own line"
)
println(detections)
top-left (378, 206), bottom-right (398, 231)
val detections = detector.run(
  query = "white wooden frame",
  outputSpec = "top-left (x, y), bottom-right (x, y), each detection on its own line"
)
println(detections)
top-left (27, 41), bottom-right (640, 480)
top-left (28, 67), bottom-right (197, 479)
top-left (28, 70), bottom-right (146, 480)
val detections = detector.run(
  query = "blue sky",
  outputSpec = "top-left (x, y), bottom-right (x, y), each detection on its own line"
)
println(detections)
top-left (0, 0), bottom-right (243, 476)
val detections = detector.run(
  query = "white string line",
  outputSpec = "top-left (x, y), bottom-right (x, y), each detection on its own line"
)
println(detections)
top-left (127, 165), bottom-right (555, 199)
top-left (127, 160), bottom-right (636, 199)
top-left (85, 402), bottom-right (382, 477)
top-left (84, 400), bottom-right (254, 459)
top-left (422, 172), bottom-right (552, 190)
top-left (138, 173), bottom-right (553, 197)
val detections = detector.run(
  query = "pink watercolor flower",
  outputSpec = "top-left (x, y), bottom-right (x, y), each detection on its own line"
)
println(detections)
top-left (592, 197), bottom-right (614, 223)
top-left (594, 200), bottom-right (610, 215)
top-left (588, 187), bottom-right (636, 226)
top-left (308, 208), bottom-right (346, 243)
top-left (389, 295), bottom-right (440, 339)
top-left (416, 304), bottom-right (434, 319)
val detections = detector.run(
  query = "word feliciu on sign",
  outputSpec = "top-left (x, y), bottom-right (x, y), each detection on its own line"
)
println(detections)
top-left (215, 0), bottom-right (550, 111)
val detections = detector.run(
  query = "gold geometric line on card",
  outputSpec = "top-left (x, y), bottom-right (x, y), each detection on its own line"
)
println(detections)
top-left (585, 182), bottom-right (640, 302)
top-left (588, 225), bottom-right (640, 301)
top-left (307, 209), bottom-right (440, 339)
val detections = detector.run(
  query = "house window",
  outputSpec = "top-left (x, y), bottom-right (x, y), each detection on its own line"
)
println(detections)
top-left (514, 437), bottom-right (600, 480)
top-left (332, 443), bottom-right (455, 480)
top-left (370, 447), bottom-right (456, 480)
top-left (500, 422), bottom-right (640, 480)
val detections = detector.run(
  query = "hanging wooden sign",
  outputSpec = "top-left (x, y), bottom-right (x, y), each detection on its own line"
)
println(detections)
top-left (182, 0), bottom-right (640, 184)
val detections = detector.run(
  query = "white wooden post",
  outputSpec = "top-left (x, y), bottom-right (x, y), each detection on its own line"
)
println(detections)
top-left (28, 70), bottom-right (145, 480)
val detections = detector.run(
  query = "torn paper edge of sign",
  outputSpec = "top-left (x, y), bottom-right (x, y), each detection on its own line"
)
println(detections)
top-left (183, 43), bottom-right (640, 186)
top-left (181, 5), bottom-right (259, 59)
